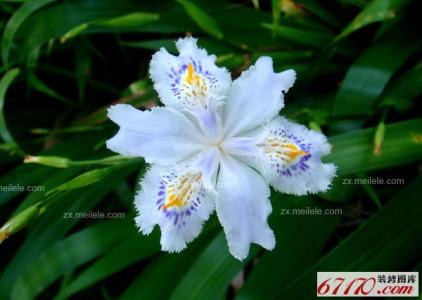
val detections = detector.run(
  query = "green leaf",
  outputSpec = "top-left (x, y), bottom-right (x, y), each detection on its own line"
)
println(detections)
top-left (73, 39), bottom-right (92, 103)
top-left (119, 228), bottom-right (218, 300)
top-left (0, 161), bottom-right (139, 242)
top-left (12, 168), bottom-right (82, 215)
top-left (176, 0), bottom-right (224, 39)
top-left (60, 23), bottom-right (89, 43)
top-left (94, 12), bottom-right (159, 28)
top-left (357, 172), bottom-right (382, 209)
top-left (11, 219), bottom-right (133, 300)
top-left (27, 72), bottom-right (73, 105)
top-left (170, 232), bottom-right (257, 300)
top-left (0, 67), bottom-right (19, 144)
top-left (0, 164), bottom-right (53, 206)
top-left (60, 12), bottom-right (160, 42)
top-left (271, 0), bottom-right (281, 38)
top-left (252, 50), bottom-right (314, 65)
top-left (297, 0), bottom-right (341, 28)
top-left (11, 0), bottom-right (163, 62)
top-left (262, 23), bottom-right (333, 48)
top-left (38, 62), bottom-right (120, 95)
top-left (327, 119), bottom-right (422, 175)
top-left (0, 163), bottom-right (137, 299)
top-left (0, 205), bottom-right (40, 244)
top-left (120, 38), bottom-right (178, 53)
top-left (379, 61), bottom-right (422, 110)
top-left (24, 155), bottom-right (71, 168)
top-left (119, 254), bottom-right (192, 300)
top-left (335, 0), bottom-right (412, 41)
top-left (25, 45), bottom-right (40, 69)
top-left (74, 84), bottom-right (155, 126)
top-left (121, 37), bottom-right (241, 57)
top-left (55, 233), bottom-right (160, 299)
top-left (45, 168), bottom-right (112, 196)
top-left (0, 132), bottom-right (110, 207)
top-left (24, 154), bottom-right (134, 168)
top-left (332, 24), bottom-right (421, 116)
top-left (45, 161), bottom-right (140, 196)
top-left (1, 0), bottom-right (56, 66)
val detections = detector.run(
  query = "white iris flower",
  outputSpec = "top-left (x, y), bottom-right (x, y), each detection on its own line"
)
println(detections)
top-left (106, 37), bottom-right (336, 260)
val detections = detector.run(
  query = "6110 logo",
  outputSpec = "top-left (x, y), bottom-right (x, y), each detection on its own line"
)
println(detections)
top-left (317, 272), bottom-right (418, 297)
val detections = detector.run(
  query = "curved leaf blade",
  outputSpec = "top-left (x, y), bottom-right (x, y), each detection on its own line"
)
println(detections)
top-left (177, 0), bottom-right (224, 39)
top-left (0, 68), bottom-right (19, 144)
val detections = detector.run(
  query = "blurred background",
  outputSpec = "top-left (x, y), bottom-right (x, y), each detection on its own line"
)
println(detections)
top-left (0, 0), bottom-right (421, 299)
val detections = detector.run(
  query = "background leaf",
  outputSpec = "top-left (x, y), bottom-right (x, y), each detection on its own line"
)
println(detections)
top-left (177, 0), bottom-right (224, 39)
top-left (0, 67), bottom-right (19, 143)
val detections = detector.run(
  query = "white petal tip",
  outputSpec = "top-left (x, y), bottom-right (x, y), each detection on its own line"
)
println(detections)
top-left (175, 36), bottom-right (198, 50)
top-left (135, 215), bottom-right (155, 235)
top-left (105, 136), bottom-right (120, 154)
top-left (230, 248), bottom-right (249, 261)
top-left (259, 230), bottom-right (276, 251)
top-left (161, 247), bottom-right (185, 254)
top-left (278, 69), bottom-right (297, 92)
top-left (161, 239), bottom-right (187, 253)
top-left (255, 56), bottom-right (273, 67)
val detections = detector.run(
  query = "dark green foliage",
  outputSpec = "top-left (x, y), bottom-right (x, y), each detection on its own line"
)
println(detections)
top-left (0, 0), bottom-right (421, 299)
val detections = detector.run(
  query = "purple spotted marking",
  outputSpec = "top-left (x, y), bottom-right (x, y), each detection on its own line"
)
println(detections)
top-left (268, 128), bottom-right (313, 177)
top-left (166, 58), bottom-right (218, 105)
top-left (156, 170), bottom-right (206, 228)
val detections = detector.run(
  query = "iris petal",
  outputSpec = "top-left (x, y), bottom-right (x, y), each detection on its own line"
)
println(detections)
top-left (107, 104), bottom-right (204, 165)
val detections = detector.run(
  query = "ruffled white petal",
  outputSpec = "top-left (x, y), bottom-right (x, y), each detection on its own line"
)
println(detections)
top-left (106, 104), bottom-right (203, 165)
top-left (215, 156), bottom-right (275, 261)
top-left (150, 37), bottom-right (231, 115)
top-left (135, 161), bottom-right (216, 252)
top-left (223, 57), bottom-right (296, 137)
top-left (244, 117), bottom-right (336, 195)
